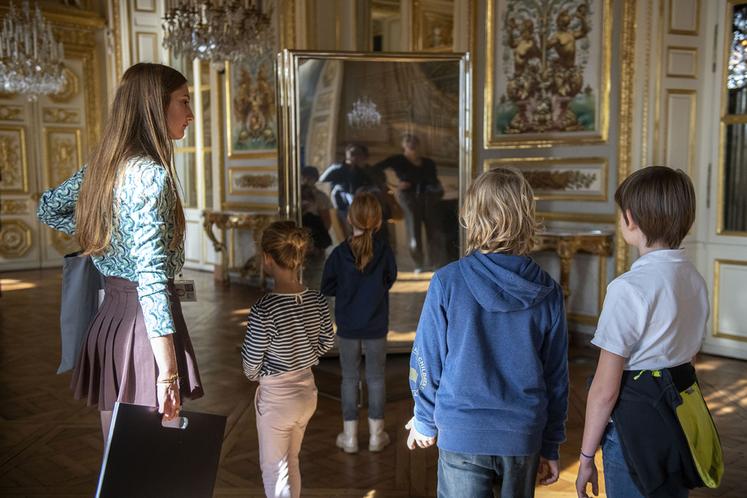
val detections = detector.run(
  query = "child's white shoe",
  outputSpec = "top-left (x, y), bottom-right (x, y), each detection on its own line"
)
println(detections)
top-left (368, 418), bottom-right (390, 452)
top-left (336, 420), bottom-right (358, 453)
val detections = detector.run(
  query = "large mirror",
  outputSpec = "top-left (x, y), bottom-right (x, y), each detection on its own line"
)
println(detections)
top-left (278, 50), bottom-right (471, 350)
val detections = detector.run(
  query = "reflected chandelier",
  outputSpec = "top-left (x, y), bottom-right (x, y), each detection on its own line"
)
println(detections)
top-left (347, 97), bottom-right (382, 129)
top-left (0, 1), bottom-right (65, 99)
top-left (162, 0), bottom-right (273, 64)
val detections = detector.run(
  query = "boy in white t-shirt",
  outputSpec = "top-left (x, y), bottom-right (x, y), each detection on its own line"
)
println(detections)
top-left (575, 166), bottom-right (710, 498)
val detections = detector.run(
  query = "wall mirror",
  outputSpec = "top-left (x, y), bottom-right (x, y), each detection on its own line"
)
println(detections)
top-left (278, 50), bottom-right (471, 350)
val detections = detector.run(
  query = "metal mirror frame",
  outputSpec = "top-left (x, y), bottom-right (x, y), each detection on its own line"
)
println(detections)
top-left (276, 49), bottom-right (472, 255)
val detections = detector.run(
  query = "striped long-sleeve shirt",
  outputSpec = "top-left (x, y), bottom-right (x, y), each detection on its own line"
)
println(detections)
top-left (241, 289), bottom-right (335, 381)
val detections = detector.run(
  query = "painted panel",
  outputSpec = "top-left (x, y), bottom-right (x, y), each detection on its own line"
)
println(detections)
top-left (664, 90), bottom-right (696, 177)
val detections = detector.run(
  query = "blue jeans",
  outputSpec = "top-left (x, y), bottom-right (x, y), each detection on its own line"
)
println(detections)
top-left (602, 422), bottom-right (688, 498)
top-left (437, 448), bottom-right (540, 498)
top-left (338, 336), bottom-right (386, 420)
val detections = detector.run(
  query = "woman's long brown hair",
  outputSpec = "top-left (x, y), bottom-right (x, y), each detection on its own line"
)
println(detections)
top-left (76, 63), bottom-right (187, 255)
top-left (348, 192), bottom-right (382, 271)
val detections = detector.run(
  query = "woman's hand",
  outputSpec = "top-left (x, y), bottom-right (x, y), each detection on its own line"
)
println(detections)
top-left (575, 456), bottom-right (599, 498)
top-left (538, 457), bottom-right (559, 485)
top-left (405, 417), bottom-right (436, 449)
top-left (157, 377), bottom-right (181, 421)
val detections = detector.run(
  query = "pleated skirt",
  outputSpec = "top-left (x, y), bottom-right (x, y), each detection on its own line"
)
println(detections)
top-left (71, 276), bottom-right (204, 411)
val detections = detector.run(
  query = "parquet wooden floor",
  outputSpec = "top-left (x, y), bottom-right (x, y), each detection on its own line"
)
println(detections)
top-left (0, 269), bottom-right (744, 497)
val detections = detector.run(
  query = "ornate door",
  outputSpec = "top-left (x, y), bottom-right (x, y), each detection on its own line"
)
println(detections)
top-left (0, 14), bottom-right (103, 271)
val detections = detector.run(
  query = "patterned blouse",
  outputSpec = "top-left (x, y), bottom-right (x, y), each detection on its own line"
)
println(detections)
top-left (37, 156), bottom-right (185, 338)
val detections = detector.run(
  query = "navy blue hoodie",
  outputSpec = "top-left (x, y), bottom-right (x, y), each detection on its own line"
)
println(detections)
top-left (321, 237), bottom-right (397, 339)
top-left (409, 251), bottom-right (568, 460)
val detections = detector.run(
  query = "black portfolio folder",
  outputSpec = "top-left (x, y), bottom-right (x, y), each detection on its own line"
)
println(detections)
top-left (96, 402), bottom-right (226, 498)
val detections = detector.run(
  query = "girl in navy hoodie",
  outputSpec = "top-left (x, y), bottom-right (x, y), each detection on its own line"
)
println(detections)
top-left (321, 192), bottom-right (397, 453)
top-left (406, 168), bottom-right (569, 498)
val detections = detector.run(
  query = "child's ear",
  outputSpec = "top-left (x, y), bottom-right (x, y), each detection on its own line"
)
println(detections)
top-left (623, 209), bottom-right (638, 230)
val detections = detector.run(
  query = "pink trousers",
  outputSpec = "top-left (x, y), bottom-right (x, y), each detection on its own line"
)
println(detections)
top-left (255, 367), bottom-right (317, 498)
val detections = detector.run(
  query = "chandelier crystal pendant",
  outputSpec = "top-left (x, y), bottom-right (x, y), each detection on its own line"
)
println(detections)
top-left (0, 0), bottom-right (66, 100)
top-left (162, 0), bottom-right (273, 64)
top-left (347, 97), bottom-right (382, 129)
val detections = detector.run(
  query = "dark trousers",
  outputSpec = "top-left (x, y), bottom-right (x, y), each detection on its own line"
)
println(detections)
top-left (397, 191), bottom-right (444, 269)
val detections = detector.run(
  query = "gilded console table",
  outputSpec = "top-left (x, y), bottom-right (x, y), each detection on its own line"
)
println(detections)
top-left (202, 210), bottom-right (276, 284)
top-left (533, 229), bottom-right (614, 301)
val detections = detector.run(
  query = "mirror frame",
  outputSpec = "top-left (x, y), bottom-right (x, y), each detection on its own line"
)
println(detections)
top-left (276, 49), bottom-right (472, 254)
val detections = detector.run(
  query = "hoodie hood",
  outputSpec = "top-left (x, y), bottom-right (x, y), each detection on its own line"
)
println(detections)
top-left (458, 252), bottom-right (555, 312)
top-left (342, 236), bottom-right (388, 275)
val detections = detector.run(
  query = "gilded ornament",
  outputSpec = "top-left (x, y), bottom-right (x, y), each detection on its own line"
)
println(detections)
top-left (0, 199), bottom-right (27, 214)
top-left (235, 173), bottom-right (277, 189)
top-left (43, 107), bottom-right (80, 124)
top-left (0, 106), bottom-right (23, 121)
top-left (49, 67), bottom-right (80, 103)
top-left (0, 219), bottom-right (33, 258)
top-left (0, 128), bottom-right (28, 193)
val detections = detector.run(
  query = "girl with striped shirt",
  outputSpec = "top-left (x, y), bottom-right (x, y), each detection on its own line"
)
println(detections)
top-left (241, 221), bottom-right (335, 498)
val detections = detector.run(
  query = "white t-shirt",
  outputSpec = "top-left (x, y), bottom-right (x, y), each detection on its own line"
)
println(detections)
top-left (591, 249), bottom-right (708, 370)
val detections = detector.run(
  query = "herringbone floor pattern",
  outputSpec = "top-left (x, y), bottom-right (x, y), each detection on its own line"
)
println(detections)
top-left (0, 269), bottom-right (744, 497)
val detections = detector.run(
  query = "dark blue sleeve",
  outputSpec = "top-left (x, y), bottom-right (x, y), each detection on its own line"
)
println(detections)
top-left (384, 245), bottom-right (397, 290)
top-left (320, 164), bottom-right (342, 183)
top-left (409, 273), bottom-right (447, 437)
top-left (539, 286), bottom-right (569, 460)
top-left (320, 249), bottom-right (338, 296)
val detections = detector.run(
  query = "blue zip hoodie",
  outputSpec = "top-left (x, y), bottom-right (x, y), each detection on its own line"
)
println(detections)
top-left (409, 251), bottom-right (569, 459)
top-left (321, 237), bottom-right (397, 339)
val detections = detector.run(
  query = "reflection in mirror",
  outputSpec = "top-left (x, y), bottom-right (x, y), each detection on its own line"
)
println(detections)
top-left (281, 53), bottom-right (469, 350)
top-left (371, 1), bottom-right (402, 52)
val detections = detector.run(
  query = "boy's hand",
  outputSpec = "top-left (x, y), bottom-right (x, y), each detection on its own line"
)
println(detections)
top-left (538, 457), bottom-right (559, 485)
top-left (405, 417), bottom-right (436, 450)
top-left (575, 457), bottom-right (599, 497)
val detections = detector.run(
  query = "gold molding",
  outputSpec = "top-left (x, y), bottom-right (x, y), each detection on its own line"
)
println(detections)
top-left (666, 46), bottom-right (698, 79)
top-left (227, 166), bottom-right (279, 196)
top-left (112, 0), bottom-right (123, 82)
top-left (483, 156), bottom-right (609, 202)
top-left (668, 0), bottom-right (700, 36)
top-left (64, 46), bottom-right (101, 154)
top-left (49, 67), bottom-right (80, 103)
top-left (0, 105), bottom-right (23, 122)
top-left (42, 108), bottom-right (81, 125)
top-left (0, 125), bottom-right (29, 194)
top-left (0, 200), bottom-right (28, 215)
top-left (616, 0), bottom-right (637, 275)
top-left (0, 219), bottom-right (33, 258)
top-left (712, 259), bottom-right (747, 342)
top-left (663, 89), bottom-right (697, 178)
top-left (536, 211), bottom-right (616, 224)
top-left (220, 201), bottom-right (279, 213)
top-left (483, 0), bottom-right (613, 149)
top-left (0, 6), bottom-right (105, 30)
top-left (640, 0), bottom-right (654, 168)
top-left (43, 127), bottom-right (83, 189)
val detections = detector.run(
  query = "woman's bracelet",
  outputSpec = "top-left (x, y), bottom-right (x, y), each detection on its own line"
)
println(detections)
top-left (157, 373), bottom-right (179, 385)
top-left (580, 450), bottom-right (595, 460)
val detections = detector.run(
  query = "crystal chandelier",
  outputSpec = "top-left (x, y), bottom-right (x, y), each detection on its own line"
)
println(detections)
top-left (0, 1), bottom-right (65, 100)
top-left (162, 0), bottom-right (273, 64)
top-left (347, 97), bottom-right (382, 129)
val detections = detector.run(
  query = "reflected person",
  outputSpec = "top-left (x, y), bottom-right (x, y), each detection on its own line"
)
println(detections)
top-left (375, 133), bottom-right (444, 272)
top-left (320, 144), bottom-right (391, 239)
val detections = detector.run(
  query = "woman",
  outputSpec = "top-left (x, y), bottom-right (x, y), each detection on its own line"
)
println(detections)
top-left (37, 63), bottom-right (203, 438)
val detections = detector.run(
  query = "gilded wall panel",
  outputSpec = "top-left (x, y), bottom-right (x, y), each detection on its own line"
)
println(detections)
top-left (0, 126), bottom-right (29, 194)
top-left (0, 219), bottom-right (33, 258)
top-left (43, 108), bottom-right (81, 124)
top-left (0, 106), bottom-right (24, 122)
